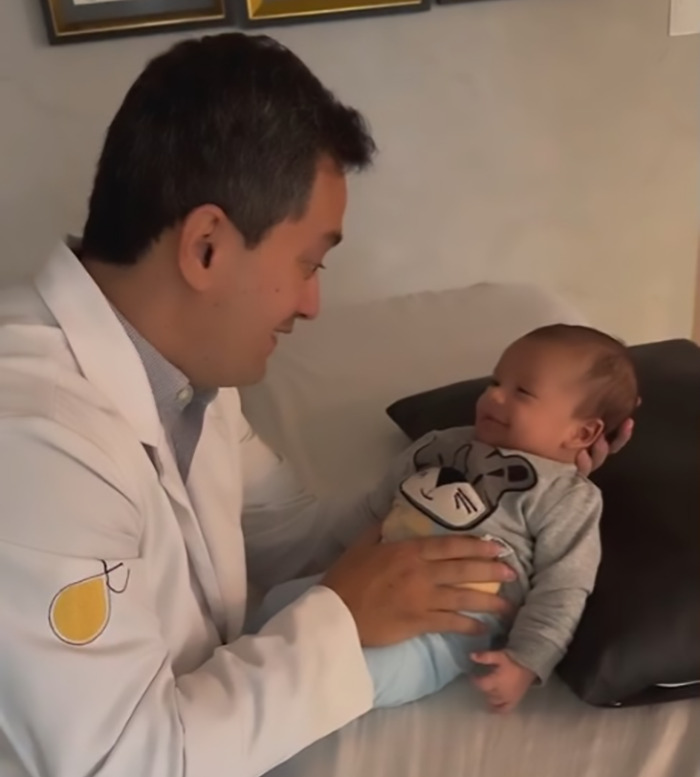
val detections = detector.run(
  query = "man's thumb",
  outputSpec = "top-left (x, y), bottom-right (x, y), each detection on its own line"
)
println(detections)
top-left (353, 524), bottom-right (382, 547)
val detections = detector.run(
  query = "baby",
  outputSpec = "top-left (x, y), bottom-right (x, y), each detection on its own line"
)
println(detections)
top-left (255, 324), bottom-right (639, 713)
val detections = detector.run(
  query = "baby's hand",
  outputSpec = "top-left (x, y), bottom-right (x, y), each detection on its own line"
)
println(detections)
top-left (470, 651), bottom-right (536, 714)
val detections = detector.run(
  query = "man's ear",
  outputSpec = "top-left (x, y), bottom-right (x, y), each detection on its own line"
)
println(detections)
top-left (176, 204), bottom-right (233, 292)
top-left (566, 418), bottom-right (605, 451)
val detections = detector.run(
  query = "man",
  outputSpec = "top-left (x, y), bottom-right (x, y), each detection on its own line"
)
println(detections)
top-left (0, 33), bottom-right (627, 777)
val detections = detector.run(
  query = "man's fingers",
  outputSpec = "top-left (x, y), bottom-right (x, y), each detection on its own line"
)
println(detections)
top-left (609, 417), bottom-right (634, 455)
top-left (351, 525), bottom-right (382, 547)
top-left (432, 585), bottom-right (513, 618)
top-left (326, 525), bottom-right (517, 648)
top-left (588, 437), bottom-right (611, 472)
top-left (583, 416), bottom-right (635, 475)
top-left (416, 534), bottom-right (508, 562)
top-left (575, 446), bottom-right (594, 478)
top-left (430, 558), bottom-right (515, 587)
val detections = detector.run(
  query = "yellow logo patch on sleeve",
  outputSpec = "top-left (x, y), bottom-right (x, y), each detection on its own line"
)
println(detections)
top-left (49, 561), bottom-right (130, 646)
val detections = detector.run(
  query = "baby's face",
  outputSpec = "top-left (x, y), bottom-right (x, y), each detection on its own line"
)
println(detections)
top-left (474, 338), bottom-right (599, 461)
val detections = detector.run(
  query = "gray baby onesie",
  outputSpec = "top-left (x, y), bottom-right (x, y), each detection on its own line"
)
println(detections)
top-left (365, 426), bottom-right (603, 682)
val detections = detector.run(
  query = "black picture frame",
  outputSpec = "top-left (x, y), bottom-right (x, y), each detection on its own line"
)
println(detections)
top-left (39, 0), bottom-right (234, 45)
top-left (234, 0), bottom-right (430, 29)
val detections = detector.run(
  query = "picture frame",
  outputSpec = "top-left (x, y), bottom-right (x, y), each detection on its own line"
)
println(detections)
top-left (235, 0), bottom-right (429, 29)
top-left (38, 0), bottom-right (234, 45)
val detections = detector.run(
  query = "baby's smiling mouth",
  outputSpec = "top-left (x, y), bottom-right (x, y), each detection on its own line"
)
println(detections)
top-left (482, 414), bottom-right (509, 427)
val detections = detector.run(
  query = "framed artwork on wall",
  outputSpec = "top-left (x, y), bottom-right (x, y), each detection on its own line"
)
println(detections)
top-left (235, 0), bottom-right (429, 28)
top-left (38, 0), bottom-right (234, 45)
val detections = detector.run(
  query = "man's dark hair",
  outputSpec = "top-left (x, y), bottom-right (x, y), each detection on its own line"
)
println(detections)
top-left (523, 324), bottom-right (639, 437)
top-left (81, 33), bottom-right (376, 264)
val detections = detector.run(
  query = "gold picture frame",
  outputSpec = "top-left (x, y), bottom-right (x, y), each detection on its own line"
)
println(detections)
top-left (237, 0), bottom-right (429, 27)
top-left (39, 0), bottom-right (233, 45)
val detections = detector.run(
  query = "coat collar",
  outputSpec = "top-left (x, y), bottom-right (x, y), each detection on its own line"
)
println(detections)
top-left (33, 242), bottom-right (161, 448)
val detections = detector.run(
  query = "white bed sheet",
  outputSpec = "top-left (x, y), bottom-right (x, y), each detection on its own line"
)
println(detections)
top-left (240, 283), bottom-right (700, 777)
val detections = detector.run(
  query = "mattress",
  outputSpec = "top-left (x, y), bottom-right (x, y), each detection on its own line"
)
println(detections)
top-left (240, 283), bottom-right (700, 777)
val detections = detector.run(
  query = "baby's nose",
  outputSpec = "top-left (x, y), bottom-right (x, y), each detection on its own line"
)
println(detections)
top-left (488, 385), bottom-right (507, 404)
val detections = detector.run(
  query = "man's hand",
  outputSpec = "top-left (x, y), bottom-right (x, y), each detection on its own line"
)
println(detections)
top-left (321, 528), bottom-right (516, 647)
top-left (576, 417), bottom-right (635, 477)
top-left (470, 651), bottom-right (535, 713)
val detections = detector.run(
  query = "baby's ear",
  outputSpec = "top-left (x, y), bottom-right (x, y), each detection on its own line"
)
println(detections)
top-left (569, 418), bottom-right (605, 450)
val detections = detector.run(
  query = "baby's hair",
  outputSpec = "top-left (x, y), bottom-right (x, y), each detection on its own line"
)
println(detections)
top-left (522, 324), bottom-right (639, 437)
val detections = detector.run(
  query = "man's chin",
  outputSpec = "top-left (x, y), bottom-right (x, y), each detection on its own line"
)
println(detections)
top-left (219, 358), bottom-right (268, 389)
top-left (238, 362), bottom-right (268, 387)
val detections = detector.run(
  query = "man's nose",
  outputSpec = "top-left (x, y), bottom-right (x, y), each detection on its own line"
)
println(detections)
top-left (297, 275), bottom-right (320, 321)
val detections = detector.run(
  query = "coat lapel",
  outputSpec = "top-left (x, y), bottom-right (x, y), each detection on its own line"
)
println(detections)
top-left (147, 431), bottom-right (230, 640)
top-left (186, 399), bottom-right (247, 641)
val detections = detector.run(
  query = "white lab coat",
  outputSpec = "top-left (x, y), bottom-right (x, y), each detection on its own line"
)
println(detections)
top-left (0, 244), bottom-right (374, 777)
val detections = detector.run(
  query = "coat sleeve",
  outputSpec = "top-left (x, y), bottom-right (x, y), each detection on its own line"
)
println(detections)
top-left (0, 417), bottom-right (372, 777)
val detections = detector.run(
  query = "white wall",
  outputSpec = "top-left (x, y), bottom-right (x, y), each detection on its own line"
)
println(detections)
top-left (0, 0), bottom-right (697, 344)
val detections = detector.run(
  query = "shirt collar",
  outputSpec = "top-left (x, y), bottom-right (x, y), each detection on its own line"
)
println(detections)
top-left (112, 309), bottom-right (217, 426)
